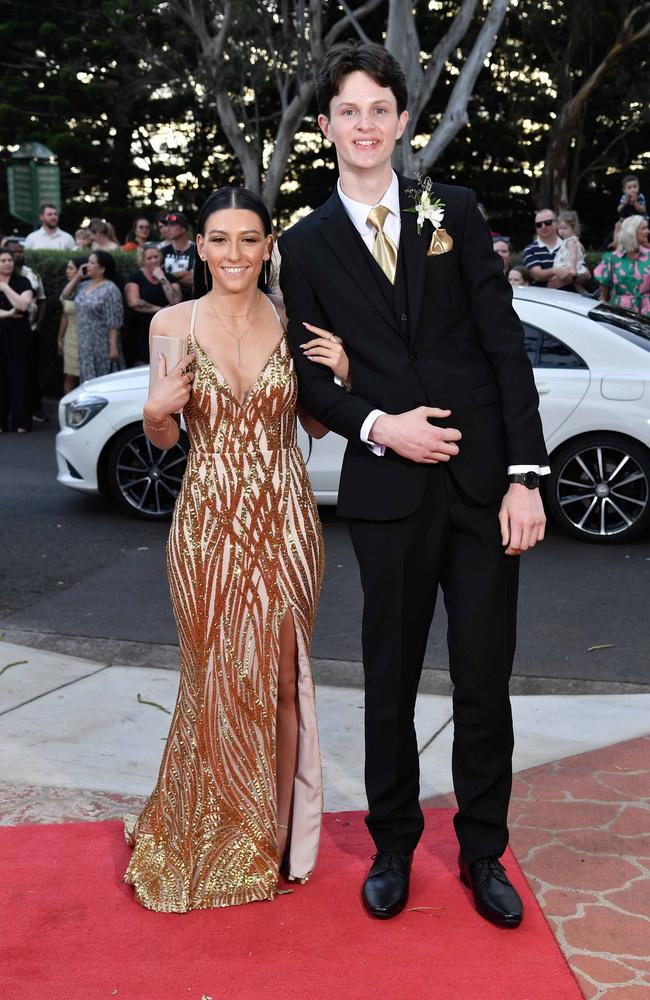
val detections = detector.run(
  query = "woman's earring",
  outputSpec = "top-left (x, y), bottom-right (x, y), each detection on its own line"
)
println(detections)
top-left (263, 258), bottom-right (270, 289)
top-left (203, 258), bottom-right (209, 288)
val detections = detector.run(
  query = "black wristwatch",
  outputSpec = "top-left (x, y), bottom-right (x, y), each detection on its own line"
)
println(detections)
top-left (509, 471), bottom-right (540, 490)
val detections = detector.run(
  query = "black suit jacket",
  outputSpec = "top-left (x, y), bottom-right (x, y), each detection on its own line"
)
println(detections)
top-left (278, 176), bottom-right (548, 520)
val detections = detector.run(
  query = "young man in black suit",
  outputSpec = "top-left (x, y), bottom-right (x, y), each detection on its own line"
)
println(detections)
top-left (278, 42), bottom-right (547, 926)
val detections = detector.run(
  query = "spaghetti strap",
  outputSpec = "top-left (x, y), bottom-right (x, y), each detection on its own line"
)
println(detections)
top-left (268, 294), bottom-right (287, 333)
top-left (189, 298), bottom-right (199, 339)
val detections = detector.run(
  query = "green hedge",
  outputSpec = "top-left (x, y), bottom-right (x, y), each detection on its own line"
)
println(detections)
top-left (24, 249), bottom-right (137, 398)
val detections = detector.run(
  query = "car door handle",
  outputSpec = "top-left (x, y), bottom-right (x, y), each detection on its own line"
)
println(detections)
top-left (536, 383), bottom-right (551, 395)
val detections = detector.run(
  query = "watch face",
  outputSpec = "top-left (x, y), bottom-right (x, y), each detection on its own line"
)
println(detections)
top-left (523, 471), bottom-right (539, 489)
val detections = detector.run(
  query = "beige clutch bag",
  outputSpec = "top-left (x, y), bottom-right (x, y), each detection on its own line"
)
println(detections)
top-left (149, 335), bottom-right (188, 412)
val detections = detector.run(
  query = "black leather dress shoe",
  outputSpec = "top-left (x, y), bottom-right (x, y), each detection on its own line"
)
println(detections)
top-left (362, 852), bottom-right (412, 919)
top-left (459, 856), bottom-right (523, 927)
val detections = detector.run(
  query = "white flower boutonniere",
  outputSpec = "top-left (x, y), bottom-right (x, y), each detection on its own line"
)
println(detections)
top-left (405, 174), bottom-right (454, 255)
top-left (405, 174), bottom-right (445, 235)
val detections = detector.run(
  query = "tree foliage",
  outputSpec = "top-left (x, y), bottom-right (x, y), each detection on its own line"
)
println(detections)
top-left (532, 1), bottom-right (650, 210)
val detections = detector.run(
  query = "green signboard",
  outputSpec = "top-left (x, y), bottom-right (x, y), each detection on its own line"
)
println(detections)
top-left (7, 145), bottom-right (61, 226)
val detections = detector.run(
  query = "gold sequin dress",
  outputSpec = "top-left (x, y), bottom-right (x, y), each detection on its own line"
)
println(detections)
top-left (124, 298), bottom-right (324, 911)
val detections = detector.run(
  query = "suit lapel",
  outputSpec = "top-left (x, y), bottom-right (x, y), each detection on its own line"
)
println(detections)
top-left (397, 175), bottom-right (428, 341)
top-left (319, 190), bottom-right (406, 340)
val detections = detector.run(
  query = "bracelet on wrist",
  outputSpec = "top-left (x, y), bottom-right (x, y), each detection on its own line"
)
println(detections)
top-left (143, 413), bottom-right (171, 431)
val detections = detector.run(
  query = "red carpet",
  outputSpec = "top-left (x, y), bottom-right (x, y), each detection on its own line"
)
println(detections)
top-left (1, 809), bottom-right (581, 1000)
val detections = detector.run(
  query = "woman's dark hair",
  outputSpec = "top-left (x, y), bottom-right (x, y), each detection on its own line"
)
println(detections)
top-left (91, 249), bottom-right (117, 282)
top-left (193, 187), bottom-right (273, 297)
top-left (316, 41), bottom-right (408, 117)
top-left (0, 249), bottom-right (15, 273)
top-left (125, 217), bottom-right (151, 243)
top-left (70, 256), bottom-right (89, 270)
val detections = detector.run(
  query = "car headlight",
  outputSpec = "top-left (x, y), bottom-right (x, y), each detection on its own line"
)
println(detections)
top-left (64, 395), bottom-right (108, 429)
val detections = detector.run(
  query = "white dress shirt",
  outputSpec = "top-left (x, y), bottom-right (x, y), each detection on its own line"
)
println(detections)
top-left (24, 226), bottom-right (76, 251)
top-left (336, 171), bottom-right (549, 476)
top-left (337, 174), bottom-right (399, 454)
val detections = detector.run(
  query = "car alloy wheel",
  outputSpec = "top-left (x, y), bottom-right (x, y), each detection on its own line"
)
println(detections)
top-left (106, 424), bottom-right (188, 519)
top-left (548, 433), bottom-right (650, 543)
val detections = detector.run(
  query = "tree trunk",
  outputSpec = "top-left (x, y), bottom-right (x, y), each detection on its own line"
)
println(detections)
top-left (168, 0), bottom-right (383, 216)
top-left (215, 92), bottom-right (262, 195)
top-left (538, 3), bottom-right (650, 210)
top-left (388, 0), bottom-right (508, 176)
top-left (262, 81), bottom-right (316, 210)
top-left (107, 124), bottom-right (133, 207)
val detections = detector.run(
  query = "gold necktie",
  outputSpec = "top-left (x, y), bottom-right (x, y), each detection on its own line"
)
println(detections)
top-left (367, 205), bottom-right (397, 284)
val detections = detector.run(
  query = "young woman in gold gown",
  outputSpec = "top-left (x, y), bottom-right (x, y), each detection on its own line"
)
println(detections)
top-left (124, 188), bottom-right (349, 911)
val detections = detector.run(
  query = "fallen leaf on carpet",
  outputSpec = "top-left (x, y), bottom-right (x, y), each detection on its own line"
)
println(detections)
top-left (137, 693), bottom-right (171, 714)
top-left (0, 659), bottom-right (28, 677)
top-left (406, 905), bottom-right (446, 912)
top-left (587, 643), bottom-right (616, 651)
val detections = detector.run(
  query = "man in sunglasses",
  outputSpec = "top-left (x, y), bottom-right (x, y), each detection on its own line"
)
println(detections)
top-left (522, 210), bottom-right (572, 289)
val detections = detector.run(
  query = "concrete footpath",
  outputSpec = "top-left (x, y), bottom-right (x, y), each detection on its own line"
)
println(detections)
top-left (1, 639), bottom-right (649, 999)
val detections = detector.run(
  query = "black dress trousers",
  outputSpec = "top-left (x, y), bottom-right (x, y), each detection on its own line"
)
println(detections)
top-left (348, 464), bottom-right (519, 863)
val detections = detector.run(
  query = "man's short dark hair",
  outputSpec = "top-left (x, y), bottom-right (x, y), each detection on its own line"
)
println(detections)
top-left (39, 203), bottom-right (58, 214)
top-left (316, 41), bottom-right (408, 117)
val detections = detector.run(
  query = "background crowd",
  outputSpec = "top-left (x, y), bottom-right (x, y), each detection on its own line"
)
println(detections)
top-left (489, 174), bottom-right (650, 315)
top-left (0, 205), bottom-right (197, 432)
top-left (1, 171), bottom-right (648, 435)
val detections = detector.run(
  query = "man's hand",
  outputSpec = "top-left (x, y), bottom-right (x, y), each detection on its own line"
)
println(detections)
top-left (175, 269), bottom-right (193, 287)
top-left (548, 266), bottom-right (573, 289)
top-left (499, 484), bottom-right (546, 556)
top-left (370, 407), bottom-right (461, 463)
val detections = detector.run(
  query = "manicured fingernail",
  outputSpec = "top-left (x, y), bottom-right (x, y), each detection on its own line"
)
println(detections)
top-left (158, 352), bottom-right (163, 360)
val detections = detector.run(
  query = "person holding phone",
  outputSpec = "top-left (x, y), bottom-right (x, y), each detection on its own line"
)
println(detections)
top-left (61, 250), bottom-right (124, 381)
top-left (124, 243), bottom-right (181, 365)
top-left (57, 257), bottom-right (87, 394)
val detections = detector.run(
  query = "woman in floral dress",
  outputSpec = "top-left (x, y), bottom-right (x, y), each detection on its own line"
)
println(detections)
top-left (595, 216), bottom-right (650, 316)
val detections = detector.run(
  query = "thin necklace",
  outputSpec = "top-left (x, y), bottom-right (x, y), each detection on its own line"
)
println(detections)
top-left (208, 295), bottom-right (260, 319)
top-left (208, 291), bottom-right (262, 367)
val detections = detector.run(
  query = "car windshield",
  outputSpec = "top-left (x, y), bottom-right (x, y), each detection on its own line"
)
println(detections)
top-left (588, 303), bottom-right (650, 352)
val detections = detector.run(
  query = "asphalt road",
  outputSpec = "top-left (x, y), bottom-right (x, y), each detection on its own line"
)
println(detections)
top-left (2, 415), bottom-right (649, 693)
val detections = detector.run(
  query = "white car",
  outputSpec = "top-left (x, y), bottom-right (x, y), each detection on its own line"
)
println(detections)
top-left (56, 289), bottom-right (650, 543)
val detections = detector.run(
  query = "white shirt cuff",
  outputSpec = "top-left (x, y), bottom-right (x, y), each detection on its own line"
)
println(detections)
top-left (360, 409), bottom-right (386, 456)
top-left (508, 465), bottom-right (551, 476)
